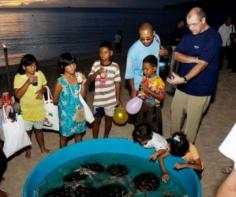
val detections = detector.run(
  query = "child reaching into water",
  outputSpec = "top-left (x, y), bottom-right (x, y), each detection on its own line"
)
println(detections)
top-left (14, 54), bottom-right (49, 158)
top-left (132, 123), bottom-right (169, 160)
top-left (88, 41), bottom-right (121, 138)
top-left (53, 53), bottom-right (87, 148)
top-left (136, 55), bottom-right (165, 135)
top-left (159, 132), bottom-right (203, 183)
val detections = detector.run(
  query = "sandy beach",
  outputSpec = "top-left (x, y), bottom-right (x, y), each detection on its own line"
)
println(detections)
top-left (0, 52), bottom-right (236, 197)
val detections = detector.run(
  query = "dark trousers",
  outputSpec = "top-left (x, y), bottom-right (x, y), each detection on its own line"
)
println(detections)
top-left (219, 46), bottom-right (231, 69)
top-left (135, 103), bottom-right (163, 135)
top-left (230, 43), bottom-right (236, 72)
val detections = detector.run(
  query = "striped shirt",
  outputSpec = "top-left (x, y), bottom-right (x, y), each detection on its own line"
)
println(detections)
top-left (89, 60), bottom-right (121, 107)
top-left (13, 71), bottom-right (47, 121)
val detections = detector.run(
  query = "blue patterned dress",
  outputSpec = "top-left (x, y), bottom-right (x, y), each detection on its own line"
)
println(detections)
top-left (58, 76), bottom-right (86, 137)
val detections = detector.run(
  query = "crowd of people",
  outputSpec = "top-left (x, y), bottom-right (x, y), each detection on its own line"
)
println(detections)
top-left (0, 6), bottom-right (235, 196)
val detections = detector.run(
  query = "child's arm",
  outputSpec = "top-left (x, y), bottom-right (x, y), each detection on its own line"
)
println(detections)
top-left (15, 76), bottom-right (34, 99)
top-left (79, 74), bottom-right (87, 98)
top-left (150, 149), bottom-right (168, 161)
top-left (159, 151), bottom-right (170, 183)
top-left (80, 80), bottom-right (87, 98)
top-left (35, 86), bottom-right (47, 100)
top-left (141, 84), bottom-right (165, 102)
top-left (88, 67), bottom-right (103, 81)
top-left (53, 82), bottom-right (62, 105)
top-left (115, 81), bottom-right (122, 106)
top-left (174, 158), bottom-right (203, 171)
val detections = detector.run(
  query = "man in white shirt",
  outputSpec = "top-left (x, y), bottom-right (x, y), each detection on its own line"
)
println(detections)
top-left (218, 16), bottom-right (235, 69)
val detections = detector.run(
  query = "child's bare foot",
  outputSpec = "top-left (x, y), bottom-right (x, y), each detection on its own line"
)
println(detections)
top-left (41, 148), bottom-right (50, 154)
top-left (25, 149), bottom-right (31, 158)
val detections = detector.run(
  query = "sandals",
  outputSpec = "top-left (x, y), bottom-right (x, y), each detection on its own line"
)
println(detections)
top-left (221, 165), bottom-right (233, 174)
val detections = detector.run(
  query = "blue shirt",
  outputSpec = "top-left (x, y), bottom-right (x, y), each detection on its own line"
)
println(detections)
top-left (175, 27), bottom-right (222, 96)
top-left (125, 35), bottom-right (161, 90)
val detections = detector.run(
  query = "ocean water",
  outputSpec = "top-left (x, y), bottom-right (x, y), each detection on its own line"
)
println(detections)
top-left (37, 153), bottom-right (187, 197)
top-left (0, 8), bottom-right (234, 67)
top-left (0, 8), bottom-right (186, 67)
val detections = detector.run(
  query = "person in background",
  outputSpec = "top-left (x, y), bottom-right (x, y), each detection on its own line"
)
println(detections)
top-left (53, 53), bottom-right (87, 148)
top-left (125, 22), bottom-right (168, 98)
top-left (88, 41), bottom-right (121, 138)
top-left (136, 55), bottom-right (165, 134)
top-left (14, 54), bottom-right (49, 158)
top-left (159, 132), bottom-right (203, 183)
top-left (114, 30), bottom-right (123, 53)
top-left (172, 19), bottom-right (187, 47)
top-left (218, 16), bottom-right (235, 69)
top-left (167, 7), bottom-right (222, 143)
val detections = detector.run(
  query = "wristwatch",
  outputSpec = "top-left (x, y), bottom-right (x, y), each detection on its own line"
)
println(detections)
top-left (183, 76), bottom-right (188, 84)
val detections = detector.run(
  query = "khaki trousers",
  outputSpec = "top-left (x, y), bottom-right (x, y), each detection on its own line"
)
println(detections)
top-left (171, 89), bottom-right (211, 143)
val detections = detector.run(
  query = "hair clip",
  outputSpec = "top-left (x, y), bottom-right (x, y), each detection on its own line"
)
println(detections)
top-left (173, 135), bottom-right (181, 142)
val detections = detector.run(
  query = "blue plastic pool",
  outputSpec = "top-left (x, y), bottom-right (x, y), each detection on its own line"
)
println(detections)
top-left (23, 138), bottom-right (202, 197)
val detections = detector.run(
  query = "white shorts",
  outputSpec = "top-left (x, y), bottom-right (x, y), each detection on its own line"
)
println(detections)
top-left (94, 106), bottom-right (116, 117)
top-left (24, 120), bottom-right (44, 131)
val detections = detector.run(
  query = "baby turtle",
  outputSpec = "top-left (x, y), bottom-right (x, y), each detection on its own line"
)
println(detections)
top-left (106, 164), bottom-right (129, 177)
top-left (63, 171), bottom-right (87, 182)
top-left (133, 172), bottom-right (160, 192)
top-left (44, 185), bottom-right (72, 197)
top-left (73, 185), bottom-right (97, 197)
top-left (81, 162), bottom-right (105, 173)
top-left (98, 183), bottom-right (128, 197)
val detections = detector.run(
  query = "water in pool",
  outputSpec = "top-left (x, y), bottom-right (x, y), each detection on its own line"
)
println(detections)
top-left (36, 153), bottom-right (187, 197)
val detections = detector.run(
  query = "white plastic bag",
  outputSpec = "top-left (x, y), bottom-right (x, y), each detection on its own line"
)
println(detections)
top-left (76, 72), bottom-right (94, 124)
top-left (219, 123), bottom-right (236, 166)
top-left (43, 86), bottom-right (59, 131)
top-left (79, 94), bottom-right (94, 124)
top-left (1, 108), bottom-right (31, 158)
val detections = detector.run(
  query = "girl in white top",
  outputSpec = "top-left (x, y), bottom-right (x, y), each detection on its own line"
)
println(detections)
top-left (132, 123), bottom-right (169, 160)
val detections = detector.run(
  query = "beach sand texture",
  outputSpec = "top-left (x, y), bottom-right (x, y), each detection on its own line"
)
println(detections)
top-left (0, 53), bottom-right (236, 197)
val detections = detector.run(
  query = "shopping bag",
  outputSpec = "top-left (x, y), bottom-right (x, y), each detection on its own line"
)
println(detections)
top-left (1, 108), bottom-right (31, 158)
top-left (79, 94), bottom-right (95, 124)
top-left (219, 123), bottom-right (236, 164)
top-left (43, 86), bottom-right (59, 131)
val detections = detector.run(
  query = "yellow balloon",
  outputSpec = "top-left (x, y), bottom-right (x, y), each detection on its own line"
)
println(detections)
top-left (113, 107), bottom-right (128, 125)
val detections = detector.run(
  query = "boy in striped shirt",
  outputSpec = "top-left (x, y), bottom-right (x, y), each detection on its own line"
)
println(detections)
top-left (88, 41), bottom-right (121, 138)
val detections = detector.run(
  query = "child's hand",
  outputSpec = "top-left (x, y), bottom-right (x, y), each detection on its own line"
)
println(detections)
top-left (150, 153), bottom-right (158, 161)
top-left (162, 173), bottom-right (170, 183)
top-left (35, 89), bottom-right (44, 99)
top-left (97, 67), bottom-right (105, 75)
top-left (116, 99), bottom-right (122, 106)
top-left (27, 75), bottom-right (37, 85)
top-left (174, 163), bottom-right (186, 170)
top-left (76, 73), bottom-right (87, 84)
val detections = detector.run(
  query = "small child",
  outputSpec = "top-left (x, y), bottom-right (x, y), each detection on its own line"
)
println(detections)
top-left (53, 53), bottom-right (87, 148)
top-left (88, 41), bottom-right (121, 138)
top-left (14, 54), bottom-right (49, 158)
top-left (132, 123), bottom-right (169, 160)
top-left (136, 55), bottom-right (165, 134)
top-left (159, 132), bottom-right (203, 183)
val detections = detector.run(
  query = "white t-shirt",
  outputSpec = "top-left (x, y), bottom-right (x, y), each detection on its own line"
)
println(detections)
top-left (144, 133), bottom-right (169, 151)
top-left (218, 23), bottom-right (235, 47)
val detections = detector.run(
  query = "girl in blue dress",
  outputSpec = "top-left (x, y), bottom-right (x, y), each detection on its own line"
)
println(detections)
top-left (53, 53), bottom-right (87, 148)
